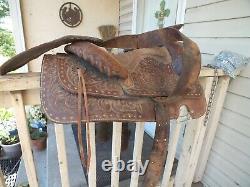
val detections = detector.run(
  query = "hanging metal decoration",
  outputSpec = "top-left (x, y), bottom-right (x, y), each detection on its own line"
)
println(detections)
top-left (155, 0), bottom-right (170, 29)
top-left (59, 2), bottom-right (83, 28)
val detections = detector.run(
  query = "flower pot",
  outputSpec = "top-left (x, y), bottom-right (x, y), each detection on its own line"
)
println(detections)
top-left (0, 142), bottom-right (22, 160)
top-left (31, 136), bottom-right (47, 151)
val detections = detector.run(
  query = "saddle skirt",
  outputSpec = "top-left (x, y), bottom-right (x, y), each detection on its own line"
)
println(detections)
top-left (41, 45), bottom-right (206, 124)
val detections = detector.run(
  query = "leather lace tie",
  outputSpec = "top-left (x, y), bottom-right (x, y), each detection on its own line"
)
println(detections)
top-left (77, 69), bottom-right (91, 172)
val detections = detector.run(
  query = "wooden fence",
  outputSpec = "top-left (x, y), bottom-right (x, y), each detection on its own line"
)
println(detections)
top-left (0, 68), bottom-right (230, 187)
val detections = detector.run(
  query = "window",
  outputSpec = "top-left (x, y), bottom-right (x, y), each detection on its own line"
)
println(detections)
top-left (0, 0), bottom-right (27, 73)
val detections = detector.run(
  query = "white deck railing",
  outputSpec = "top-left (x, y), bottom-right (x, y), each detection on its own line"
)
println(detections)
top-left (0, 67), bottom-right (230, 187)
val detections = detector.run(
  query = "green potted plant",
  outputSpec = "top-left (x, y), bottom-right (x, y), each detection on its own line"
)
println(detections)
top-left (27, 105), bottom-right (48, 151)
top-left (0, 130), bottom-right (21, 159)
top-left (30, 128), bottom-right (47, 151)
top-left (0, 108), bottom-right (21, 159)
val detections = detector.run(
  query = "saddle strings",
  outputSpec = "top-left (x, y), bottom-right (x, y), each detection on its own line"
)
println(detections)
top-left (77, 69), bottom-right (91, 173)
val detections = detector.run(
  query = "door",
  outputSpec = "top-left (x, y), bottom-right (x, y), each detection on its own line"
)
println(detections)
top-left (136, 0), bottom-right (180, 137)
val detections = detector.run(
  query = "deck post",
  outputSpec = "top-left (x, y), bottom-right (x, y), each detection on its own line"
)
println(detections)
top-left (194, 76), bottom-right (230, 182)
top-left (55, 124), bottom-right (70, 187)
top-left (111, 122), bottom-right (122, 187)
top-left (175, 77), bottom-right (213, 187)
top-left (87, 122), bottom-right (97, 187)
top-left (10, 91), bottom-right (39, 187)
top-left (161, 106), bottom-right (188, 187)
top-left (130, 122), bottom-right (145, 187)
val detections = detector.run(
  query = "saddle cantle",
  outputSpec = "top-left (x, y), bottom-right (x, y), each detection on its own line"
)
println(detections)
top-left (0, 25), bottom-right (206, 187)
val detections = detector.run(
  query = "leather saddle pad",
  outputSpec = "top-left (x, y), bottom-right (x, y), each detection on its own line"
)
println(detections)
top-left (41, 46), bottom-right (206, 124)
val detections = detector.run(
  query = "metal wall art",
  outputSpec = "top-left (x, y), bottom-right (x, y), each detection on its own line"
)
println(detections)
top-left (155, 0), bottom-right (170, 29)
top-left (59, 2), bottom-right (83, 28)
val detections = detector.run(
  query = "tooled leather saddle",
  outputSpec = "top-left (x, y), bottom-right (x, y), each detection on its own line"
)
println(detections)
top-left (0, 25), bottom-right (206, 187)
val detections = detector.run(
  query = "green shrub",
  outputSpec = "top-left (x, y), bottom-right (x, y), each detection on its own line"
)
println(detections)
top-left (0, 28), bottom-right (16, 57)
top-left (0, 0), bottom-right (9, 19)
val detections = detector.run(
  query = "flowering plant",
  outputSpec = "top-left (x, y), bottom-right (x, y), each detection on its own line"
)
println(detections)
top-left (28, 105), bottom-right (47, 129)
top-left (0, 130), bottom-right (19, 145)
top-left (0, 108), bottom-right (18, 145)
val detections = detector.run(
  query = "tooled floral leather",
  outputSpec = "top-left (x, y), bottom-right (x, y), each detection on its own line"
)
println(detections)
top-left (57, 54), bottom-right (125, 98)
top-left (41, 49), bottom-right (205, 123)
top-left (41, 54), bottom-right (156, 123)
top-left (57, 47), bottom-right (180, 98)
top-left (115, 47), bottom-right (180, 97)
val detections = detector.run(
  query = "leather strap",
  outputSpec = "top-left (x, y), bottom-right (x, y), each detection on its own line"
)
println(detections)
top-left (143, 102), bottom-right (170, 187)
top-left (77, 69), bottom-right (86, 167)
top-left (0, 36), bottom-right (102, 75)
top-left (77, 69), bottom-right (91, 172)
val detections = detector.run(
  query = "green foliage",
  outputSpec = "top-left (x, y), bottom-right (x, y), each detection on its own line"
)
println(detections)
top-left (0, 108), bottom-right (18, 145)
top-left (30, 129), bottom-right (47, 140)
top-left (0, 0), bottom-right (9, 19)
top-left (1, 135), bottom-right (19, 145)
top-left (0, 28), bottom-right (16, 57)
top-left (28, 105), bottom-right (47, 124)
top-left (0, 130), bottom-right (19, 145)
top-left (0, 108), bottom-right (13, 121)
top-left (0, 1), bottom-right (16, 57)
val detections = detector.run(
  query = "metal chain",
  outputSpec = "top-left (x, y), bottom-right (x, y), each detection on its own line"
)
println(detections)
top-left (203, 68), bottom-right (219, 126)
top-left (180, 68), bottom-right (219, 136)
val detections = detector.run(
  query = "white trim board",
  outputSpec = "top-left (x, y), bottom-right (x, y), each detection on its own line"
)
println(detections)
top-left (7, 0), bottom-right (27, 73)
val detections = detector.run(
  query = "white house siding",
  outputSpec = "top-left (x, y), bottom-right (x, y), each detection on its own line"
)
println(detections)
top-left (119, 0), bottom-right (133, 35)
top-left (184, 0), bottom-right (250, 186)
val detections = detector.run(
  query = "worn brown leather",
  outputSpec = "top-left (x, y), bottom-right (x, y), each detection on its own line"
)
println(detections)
top-left (0, 25), bottom-right (206, 187)
top-left (41, 29), bottom-right (205, 123)
top-left (0, 36), bottom-right (102, 75)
